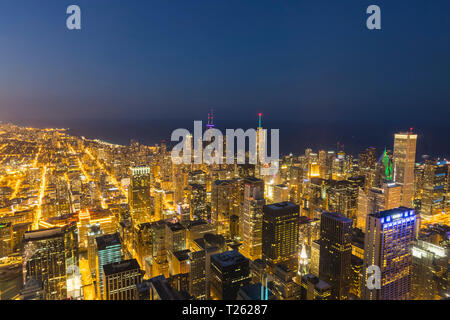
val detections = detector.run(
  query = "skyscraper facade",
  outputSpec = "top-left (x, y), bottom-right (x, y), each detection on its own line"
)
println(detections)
top-left (129, 166), bottom-right (152, 225)
top-left (319, 211), bottom-right (352, 300)
top-left (393, 132), bottom-right (417, 207)
top-left (262, 202), bottom-right (299, 270)
top-left (363, 207), bottom-right (418, 300)
top-left (241, 177), bottom-right (265, 261)
top-left (22, 223), bottom-right (79, 300)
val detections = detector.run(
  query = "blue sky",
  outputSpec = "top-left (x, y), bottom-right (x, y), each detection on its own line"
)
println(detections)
top-left (0, 0), bottom-right (449, 126)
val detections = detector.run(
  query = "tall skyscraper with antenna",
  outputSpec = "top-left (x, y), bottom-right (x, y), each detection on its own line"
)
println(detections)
top-left (256, 113), bottom-right (266, 178)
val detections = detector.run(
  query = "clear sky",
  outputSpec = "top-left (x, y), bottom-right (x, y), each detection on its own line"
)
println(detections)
top-left (0, 0), bottom-right (449, 126)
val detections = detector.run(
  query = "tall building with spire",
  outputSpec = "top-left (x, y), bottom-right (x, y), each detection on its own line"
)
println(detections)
top-left (256, 113), bottom-right (266, 178)
top-left (393, 131), bottom-right (417, 207)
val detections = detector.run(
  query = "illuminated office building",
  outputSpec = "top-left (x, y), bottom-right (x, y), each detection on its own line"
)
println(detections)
top-left (229, 214), bottom-right (239, 240)
top-left (186, 220), bottom-right (215, 250)
top-left (188, 184), bottom-right (207, 221)
top-left (0, 222), bottom-right (13, 258)
top-left (22, 223), bottom-right (78, 300)
top-left (411, 240), bottom-right (447, 300)
top-left (103, 259), bottom-right (143, 300)
top-left (165, 222), bottom-right (187, 253)
top-left (357, 181), bottom-right (402, 232)
top-left (262, 202), bottom-right (299, 270)
top-left (326, 177), bottom-right (364, 220)
top-left (168, 249), bottom-right (190, 276)
top-left (178, 203), bottom-right (190, 226)
top-left (147, 221), bottom-right (168, 278)
top-left (241, 177), bottom-right (265, 260)
top-left (299, 216), bottom-right (320, 247)
top-left (310, 240), bottom-right (320, 277)
top-left (87, 223), bottom-right (104, 275)
top-left (129, 166), bottom-right (152, 225)
top-left (319, 211), bottom-right (352, 300)
top-left (135, 223), bottom-right (153, 268)
top-left (188, 249), bottom-right (206, 299)
top-left (421, 159), bottom-right (448, 217)
top-left (271, 264), bottom-right (302, 300)
top-left (300, 273), bottom-right (332, 300)
top-left (96, 233), bottom-right (122, 298)
top-left (363, 207), bottom-right (418, 300)
top-left (393, 132), bottom-right (417, 207)
top-left (211, 180), bottom-right (234, 235)
top-left (210, 250), bottom-right (251, 300)
top-left (250, 259), bottom-right (266, 285)
top-left (273, 184), bottom-right (289, 203)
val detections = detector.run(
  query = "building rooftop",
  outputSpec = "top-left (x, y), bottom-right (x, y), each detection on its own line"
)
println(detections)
top-left (167, 222), bottom-right (185, 232)
top-left (173, 249), bottom-right (191, 261)
top-left (96, 232), bottom-right (121, 250)
top-left (211, 250), bottom-right (248, 268)
top-left (264, 201), bottom-right (299, 216)
top-left (321, 211), bottom-right (352, 223)
top-left (369, 206), bottom-right (416, 220)
top-left (103, 258), bottom-right (140, 276)
top-left (23, 226), bottom-right (65, 241)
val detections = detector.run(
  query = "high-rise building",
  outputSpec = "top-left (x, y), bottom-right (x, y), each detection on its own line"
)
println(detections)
top-left (150, 220), bottom-right (169, 278)
top-left (103, 259), bottom-right (143, 300)
top-left (421, 159), bottom-right (448, 217)
top-left (363, 207), bottom-right (418, 300)
top-left (22, 223), bottom-right (79, 300)
top-left (0, 222), bottom-right (13, 258)
top-left (188, 250), bottom-right (206, 300)
top-left (210, 250), bottom-right (251, 300)
top-left (411, 240), bottom-right (447, 299)
top-left (188, 184), bottom-right (207, 221)
top-left (87, 223), bottom-right (104, 275)
top-left (319, 211), bottom-right (352, 300)
top-left (211, 180), bottom-right (234, 235)
top-left (241, 177), bottom-right (265, 261)
top-left (129, 166), bottom-right (152, 225)
top-left (393, 132), bottom-right (418, 207)
top-left (96, 233), bottom-right (122, 298)
top-left (271, 264), bottom-right (302, 300)
top-left (165, 222), bottom-right (187, 253)
top-left (300, 273), bottom-right (332, 300)
top-left (262, 202), bottom-right (299, 270)
top-left (357, 181), bottom-right (402, 232)
top-left (273, 184), bottom-right (289, 203)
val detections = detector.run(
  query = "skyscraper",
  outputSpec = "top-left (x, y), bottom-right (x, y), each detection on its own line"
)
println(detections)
top-left (319, 211), bottom-right (352, 300)
top-left (241, 177), bottom-right (265, 261)
top-left (96, 233), bottom-right (122, 298)
top-left (262, 202), bottom-right (299, 270)
top-left (363, 207), bottom-right (418, 300)
top-left (393, 131), bottom-right (417, 207)
top-left (211, 180), bottom-right (234, 235)
top-left (421, 159), bottom-right (448, 217)
top-left (22, 223), bottom-right (79, 300)
top-left (210, 250), bottom-right (251, 300)
top-left (103, 259), bottom-right (143, 300)
top-left (129, 166), bottom-right (152, 225)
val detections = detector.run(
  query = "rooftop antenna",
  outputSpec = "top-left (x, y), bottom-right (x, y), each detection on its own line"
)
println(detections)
top-left (258, 113), bottom-right (262, 128)
top-left (206, 108), bottom-right (215, 128)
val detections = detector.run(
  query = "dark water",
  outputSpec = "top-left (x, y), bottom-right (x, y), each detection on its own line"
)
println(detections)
top-left (13, 119), bottom-right (450, 160)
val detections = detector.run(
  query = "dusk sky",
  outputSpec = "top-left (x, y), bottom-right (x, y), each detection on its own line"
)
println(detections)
top-left (1, 0), bottom-right (449, 126)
